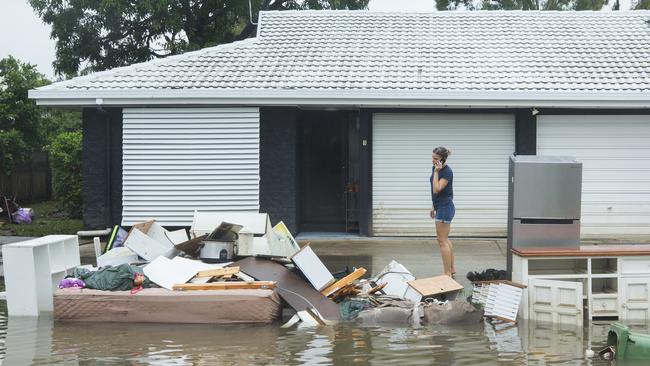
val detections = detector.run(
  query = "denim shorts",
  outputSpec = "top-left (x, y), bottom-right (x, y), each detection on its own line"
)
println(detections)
top-left (434, 203), bottom-right (455, 224)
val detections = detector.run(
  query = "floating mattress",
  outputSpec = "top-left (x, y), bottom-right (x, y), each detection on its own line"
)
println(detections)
top-left (54, 288), bottom-right (281, 324)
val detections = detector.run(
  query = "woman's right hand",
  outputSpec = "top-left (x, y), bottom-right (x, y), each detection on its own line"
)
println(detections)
top-left (430, 209), bottom-right (436, 219)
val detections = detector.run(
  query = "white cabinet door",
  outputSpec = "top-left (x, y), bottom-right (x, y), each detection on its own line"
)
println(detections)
top-left (621, 278), bottom-right (650, 323)
top-left (529, 279), bottom-right (583, 327)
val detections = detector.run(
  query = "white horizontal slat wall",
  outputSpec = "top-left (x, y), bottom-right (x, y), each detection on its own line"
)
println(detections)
top-left (122, 108), bottom-right (260, 226)
top-left (372, 113), bottom-right (515, 236)
top-left (537, 115), bottom-right (650, 237)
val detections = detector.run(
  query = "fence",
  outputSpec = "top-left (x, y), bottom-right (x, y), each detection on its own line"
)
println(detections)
top-left (0, 152), bottom-right (52, 203)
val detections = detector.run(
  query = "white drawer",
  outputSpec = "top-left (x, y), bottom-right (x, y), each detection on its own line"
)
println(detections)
top-left (592, 297), bottom-right (618, 315)
top-left (621, 259), bottom-right (650, 275)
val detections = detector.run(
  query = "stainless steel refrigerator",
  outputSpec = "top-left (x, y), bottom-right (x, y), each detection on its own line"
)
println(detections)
top-left (506, 155), bottom-right (583, 277)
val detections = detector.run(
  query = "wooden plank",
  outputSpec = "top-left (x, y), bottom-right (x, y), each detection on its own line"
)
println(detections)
top-left (513, 244), bottom-right (650, 257)
top-left (368, 283), bottom-right (387, 295)
top-left (407, 275), bottom-right (463, 297)
top-left (195, 266), bottom-right (240, 278)
top-left (172, 281), bottom-right (275, 291)
top-left (321, 268), bottom-right (367, 296)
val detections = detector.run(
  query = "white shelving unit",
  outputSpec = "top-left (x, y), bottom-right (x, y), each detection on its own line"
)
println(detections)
top-left (512, 245), bottom-right (650, 326)
top-left (2, 235), bottom-right (80, 316)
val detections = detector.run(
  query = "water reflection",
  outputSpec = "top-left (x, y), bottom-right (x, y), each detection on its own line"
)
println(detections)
top-left (2, 307), bottom-right (650, 365)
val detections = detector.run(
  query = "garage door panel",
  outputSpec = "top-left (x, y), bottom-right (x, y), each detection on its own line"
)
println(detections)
top-left (372, 113), bottom-right (515, 236)
top-left (537, 115), bottom-right (650, 237)
top-left (122, 107), bottom-right (260, 226)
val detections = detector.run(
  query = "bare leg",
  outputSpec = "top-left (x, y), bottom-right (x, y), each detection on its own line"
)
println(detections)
top-left (448, 239), bottom-right (456, 274)
top-left (435, 221), bottom-right (454, 276)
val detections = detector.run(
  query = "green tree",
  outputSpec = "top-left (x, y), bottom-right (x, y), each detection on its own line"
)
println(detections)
top-left (0, 56), bottom-right (49, 173)
top-left (635, 0), bottom-right (650, 8)
top-left (0, 56), bottom-right (81, 175)
top-left (47, 131), bottom-right (82, 217)
top-left (0, 130), bottom-right (30, 174)
top-left (30, 0), bottom-right (369, 77)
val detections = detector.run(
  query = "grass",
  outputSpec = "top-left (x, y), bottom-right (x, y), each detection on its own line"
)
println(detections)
top-left (0, 200), bottom-right (83, 237)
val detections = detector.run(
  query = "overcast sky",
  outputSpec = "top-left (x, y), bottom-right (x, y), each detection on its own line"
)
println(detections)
top-left (0, 0), bottom-right (632, 80)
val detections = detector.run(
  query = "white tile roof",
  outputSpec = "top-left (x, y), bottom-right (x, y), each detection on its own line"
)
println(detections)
top-left (31, 10), bottom-right (650, 107)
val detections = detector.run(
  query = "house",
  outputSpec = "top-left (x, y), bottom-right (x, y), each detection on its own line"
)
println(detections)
top-left (30, 10), bottom-right (650, 238)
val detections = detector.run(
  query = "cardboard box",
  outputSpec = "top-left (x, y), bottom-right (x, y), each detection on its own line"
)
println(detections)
top-left (406, 275), bottom-right (464, 302)
top-left (123, 220), bottom-right (188, 262)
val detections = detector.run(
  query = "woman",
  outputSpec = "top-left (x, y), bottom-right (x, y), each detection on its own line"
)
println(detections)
top-left (429, 146), bottom-right (455, 277)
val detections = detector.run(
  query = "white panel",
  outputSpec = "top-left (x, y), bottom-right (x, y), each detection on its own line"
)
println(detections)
top-left (622, 278), bottom-right (650, 322)
top-left (529, 279), bottom-right (583, 327)
top-left (372, 113), bottom-right (515, 236)
top-left (291, 245), bottom-right (335, 291)
top-left (537, 115), bottom-right (650, 236)
top-left (122, 108), bottom-right (260, 226)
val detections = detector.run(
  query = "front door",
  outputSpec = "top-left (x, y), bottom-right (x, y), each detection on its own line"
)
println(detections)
top-left (299, 111), bottom-right (348, 232)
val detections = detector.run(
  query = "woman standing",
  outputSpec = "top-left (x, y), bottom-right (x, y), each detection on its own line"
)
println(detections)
top-left (429, 146), bottom-right (455, 277)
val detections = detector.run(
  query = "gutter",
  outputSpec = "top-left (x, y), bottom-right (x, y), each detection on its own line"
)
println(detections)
top-left (29, 89), bottom-right (650, 109)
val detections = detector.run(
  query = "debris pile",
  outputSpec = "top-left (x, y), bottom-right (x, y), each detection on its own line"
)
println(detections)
top-left (466, 270), bottom-right (526, 324)
top-left (3, 210), bottom-right (523, 326)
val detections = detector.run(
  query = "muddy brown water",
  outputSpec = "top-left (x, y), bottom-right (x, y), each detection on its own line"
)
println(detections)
top-left (0, 239), bottom-right (648, 365)
top-left (0, 308), bottom-right (642, 365)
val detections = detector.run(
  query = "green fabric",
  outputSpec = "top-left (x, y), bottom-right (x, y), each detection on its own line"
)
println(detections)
top-left (71, 264), bottom-right (155, 291)
top-left (339, 299), bottom-right (374, 321)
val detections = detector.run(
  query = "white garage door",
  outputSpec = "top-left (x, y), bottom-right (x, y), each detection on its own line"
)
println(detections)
top-left (122, 107), bottom-right (260, 226)
top-left (372, 113), bottom-right (515, 236)
top-left (537, 115), bottom-right (650, 237)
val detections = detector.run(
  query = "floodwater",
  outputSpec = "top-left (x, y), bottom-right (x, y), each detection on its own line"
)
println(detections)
top-left (0, 306), bottom-right (644, 365)
top-left (0, 239), bottom-right (648, 365)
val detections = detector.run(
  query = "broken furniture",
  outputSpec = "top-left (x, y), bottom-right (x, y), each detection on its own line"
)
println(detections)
top-left (232, 257), bottom-right (341, 321)
top-left (2, 235), bottom-right (80, 316)
top-left (321, 267), bottom-right (366, 297)
top-left (512, 245), bottom-right (650, 326)
top-left (54, 288), bottom-right (281, 324)
top-left (470, 280), bottom-right (525, 323)
top-left (290, 244), bottom-right (335, 292)
top-left (507, 155), bottom-right (583, 276)
top-left (373, 260), bottom-right (417, 300)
